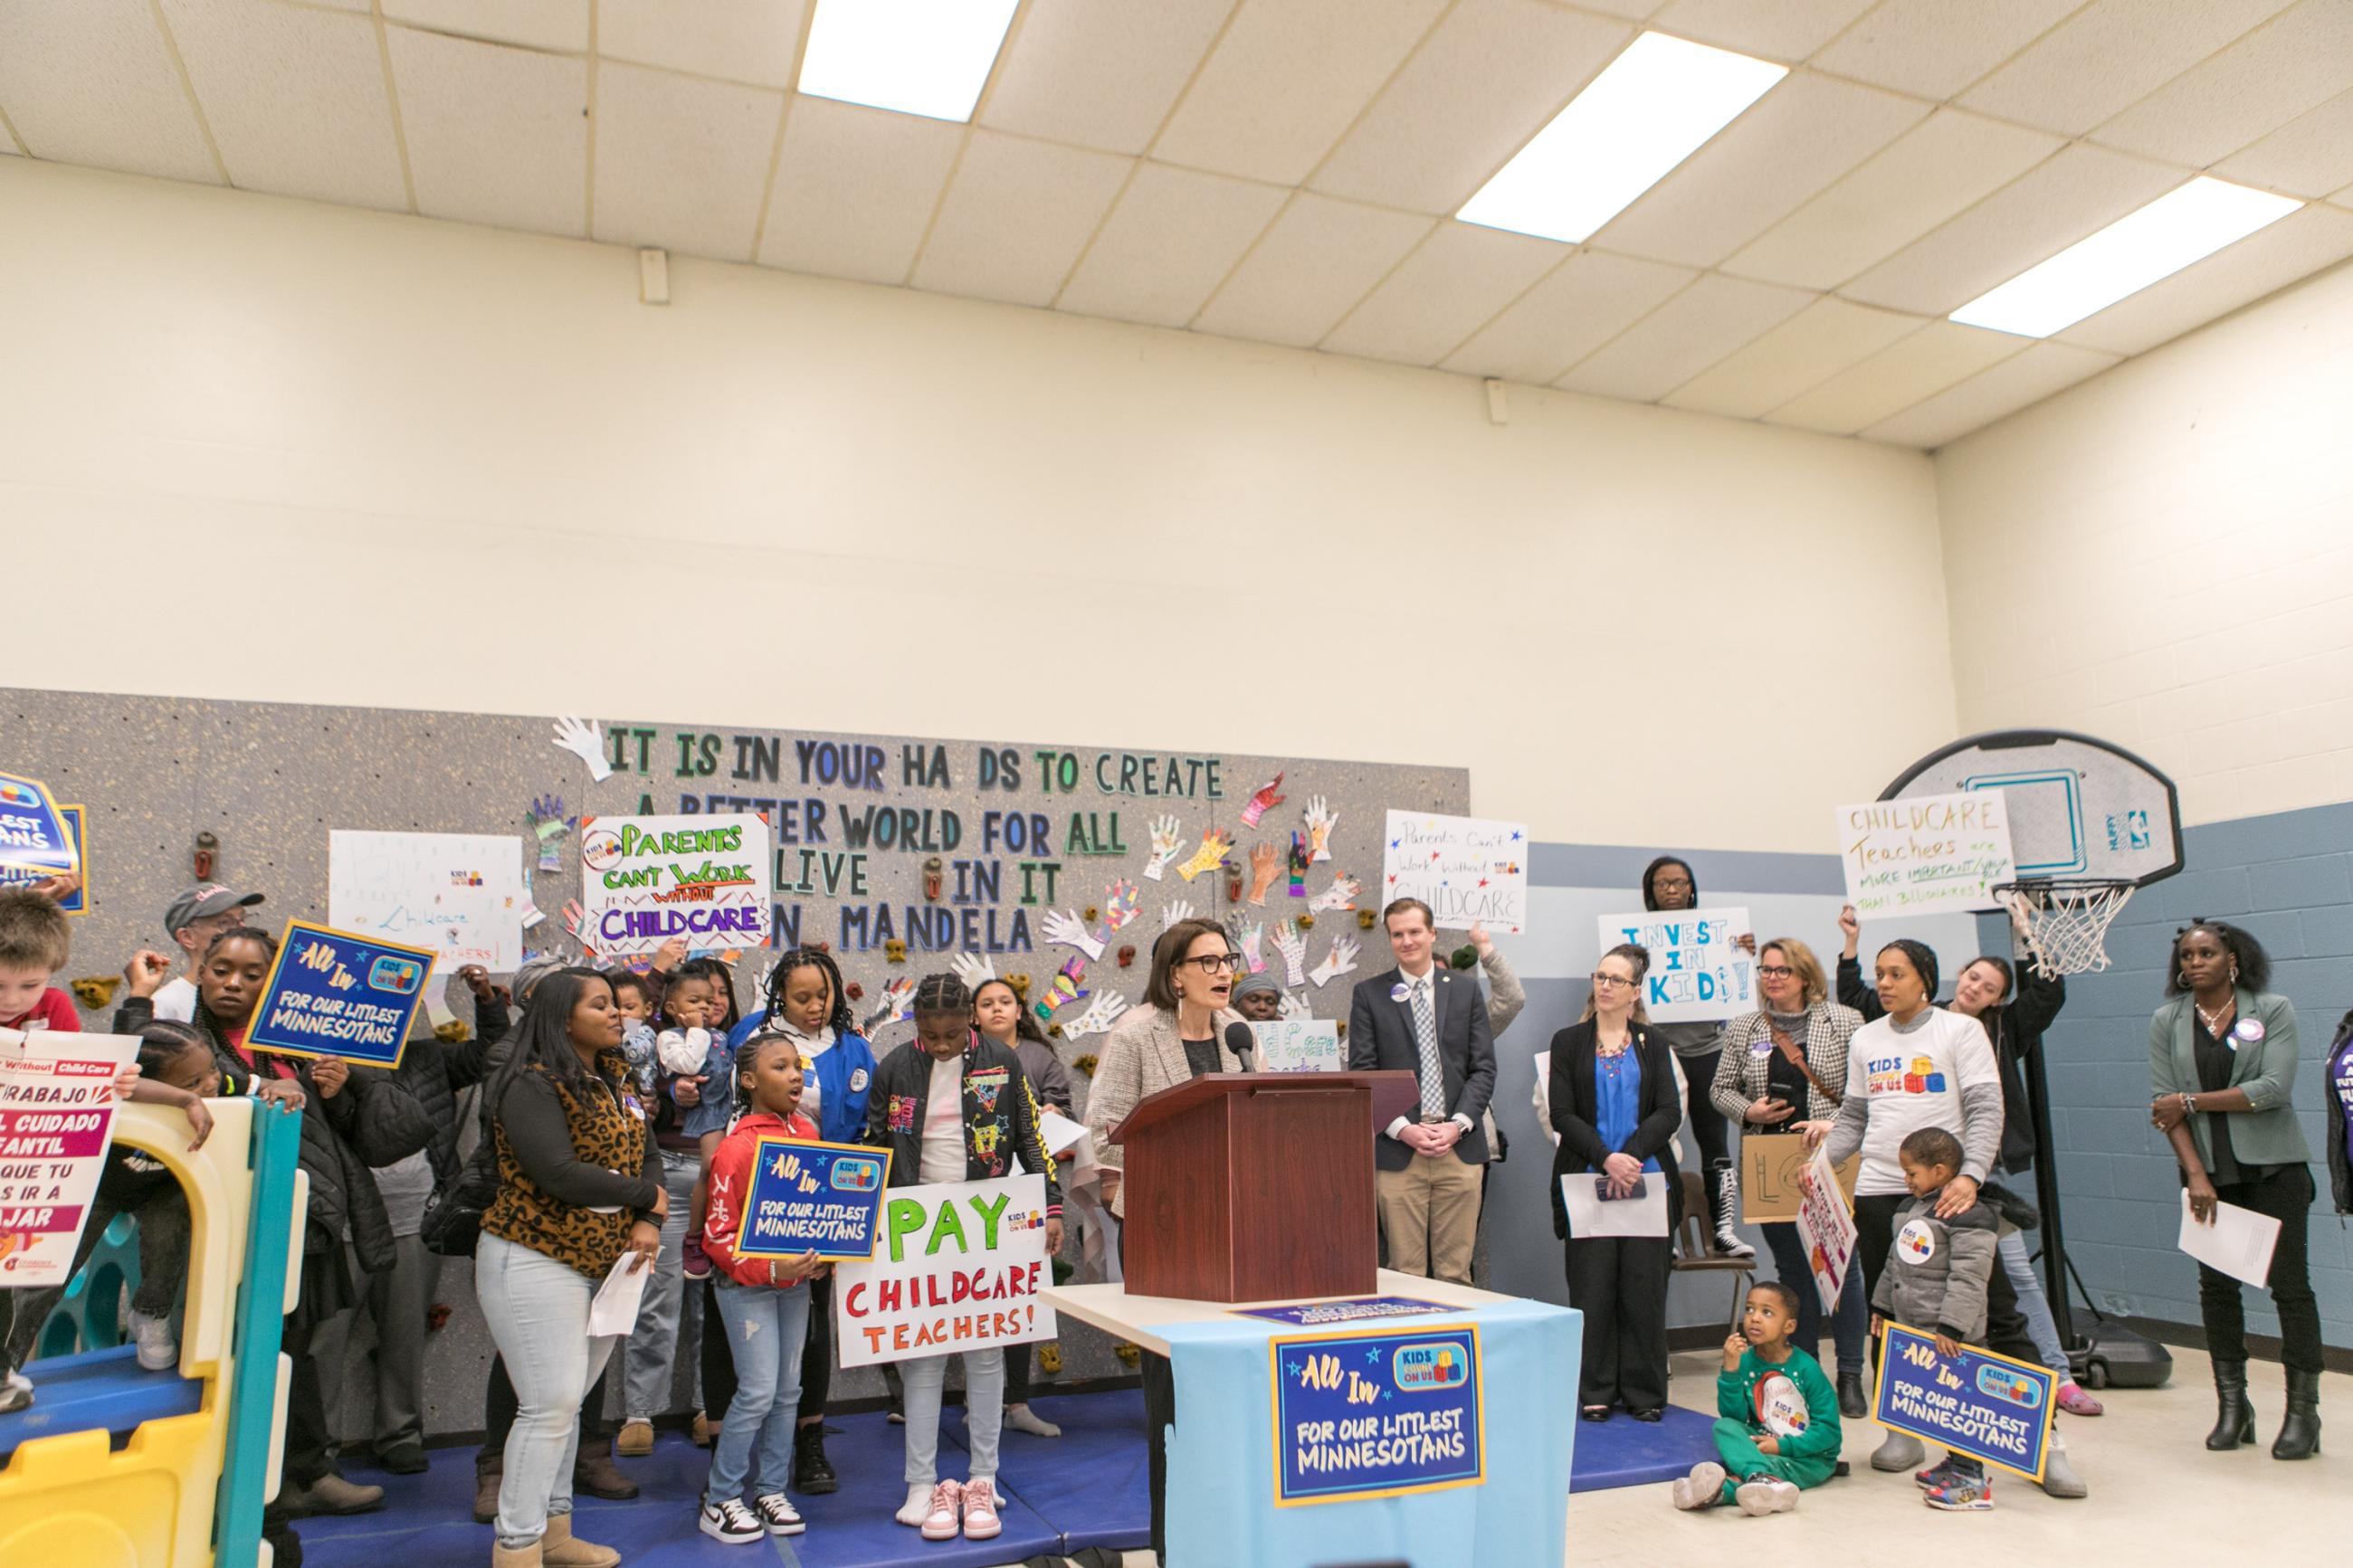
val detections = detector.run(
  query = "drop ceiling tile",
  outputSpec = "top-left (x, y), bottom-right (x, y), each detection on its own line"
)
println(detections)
top-left (591, 62), bottom-right (780, 261)
top-left (1663, 296), bottom-right (1925, 418)
top-left (1860, 339), bottom-right (2120, 448)
top-left (384, 0), bottom-right (589, 52)
top-left (1722, 109), bottom-right (2061, 290)
top-left (1959, 0), bottom-right (2301, 137)
top-left (979, 0), bottom-right (1232, 155)
top-left (161, 0), bottom-right (406, 208)
top-left (1554, 272), bottom-right (1815, 403)
top-left (1152, 0), bottom-right (1448, 185)
top-left (1809, 0), bottom-right (2081, 100)
top-left (2054, 199), bottom-right (2353, 356)
top-left (1322, 222), bottom-right (1569, 365)
top-left (388, 26), bottom-right (586, 237)
top-left (1056, 162), bottom-right (1288, 328)
top-left (1764, 318), bottom-right (2024, 433)
top-left (1576, 0), bottom-right (1668, 17)
top-left (1192, 194), bottom-right (1434, 347)
top-left (1310, 0), bottom-right (1631, 214)
top-left (2216, 89), bottom-right (2353, 197)
top-left (1839, 142), bottom-right (2184, 317)
top-left (911, 130), bottom-right (1131, 309)
top-left (757, 95), bottom-right (962, 285)
top-left (1645, 0), bottom-right (1879, 61)
top-left (1594, 71), bottom-right (1929, 269)
top-left (2091, 0), bottom-right (2353, 168)
top-left (0, 0), bottom-right (217, 183)
top-left (599, 0), bottom-right (805, 89)
top-left (1438, 248), bottom-right (1696, 384)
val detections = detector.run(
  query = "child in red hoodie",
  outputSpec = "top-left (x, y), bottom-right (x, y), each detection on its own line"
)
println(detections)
top-left (698, 1029), bottom-right (828, 1546)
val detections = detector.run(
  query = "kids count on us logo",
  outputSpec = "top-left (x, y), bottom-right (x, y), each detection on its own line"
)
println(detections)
top-left (1392, 1340), bottom-right (1471, 1392)
top-left (367, 954), bottom-right (426, 994)
top-left (1865, 1053), bottom-right (1947, 1096)
top-left (829, 1155), bottom-right (883, 1193)
top-left (1977, 1363), bottom-right (2045, 1411)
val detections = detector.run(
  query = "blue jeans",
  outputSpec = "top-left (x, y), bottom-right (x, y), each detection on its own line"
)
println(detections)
top-left (1761, 1221), bottom-right (1865, 1376)
top-left (624, 1151), bottom-right (705, 1421)
top-left (1997, 1227), bottom-right (2072, 1375)
top-left (475, 1234), bottom-right (621, 1550)
top-left (705, 1278), bottom-right (812, 1504)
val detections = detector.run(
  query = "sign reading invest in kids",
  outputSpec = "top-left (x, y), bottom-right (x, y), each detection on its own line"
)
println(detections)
top-left (1272, 1323), bottom-right (1484, 1506)
top-left (1381, 812), bottom-right (1529, 934)
top-left (1874, 1322), bottom-right (2058, 1481)
top-left (833, 1174), bottom-right (1058, 1368)
top-left (245, 921), bottom-right (436, 1069)
top-left (732, 1139), bottom-right (891, 1260)
top-left (578, 811), bottom-right (772, 958)
top-left (0, 1027), bottom-right (139, 1287)
top-left (1836, 790), bottom-right (2015, 919)
top-left (1594, 906), bottom-right (1753, 1023)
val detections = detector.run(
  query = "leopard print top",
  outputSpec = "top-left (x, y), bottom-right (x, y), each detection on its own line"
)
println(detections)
top-left (481, 1050), bottom-right (653, 1278)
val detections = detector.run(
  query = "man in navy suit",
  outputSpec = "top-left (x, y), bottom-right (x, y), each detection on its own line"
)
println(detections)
top-left (1347, 898), bottom-right (1497, 1285)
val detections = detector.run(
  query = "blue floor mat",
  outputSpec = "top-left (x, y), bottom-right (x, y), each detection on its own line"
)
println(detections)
top-left (942, 1387), bottom-right (1150, 1554)
top-left (0, 1345), bottom-right (205, 1464)
top-left (1567, 1403), bottom-right (1720, 1493)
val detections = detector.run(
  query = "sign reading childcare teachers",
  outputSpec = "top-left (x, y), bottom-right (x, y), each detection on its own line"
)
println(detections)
top-left (0, 1028), bottom-right (139, 1287)
top-left (834, 1174), bottom-right (1058, 1368)
top-left (0, 771), bottom-right (79, 880)
top-left (579, 811), bottom-right (772, 958)
top-left (733, 1138), bottom-right (891, 1261)
top-left (1596, 907), bottom-right (1753, 1023)
top-left (245, 921), bottom-right (435, 1069)
top-left (1251, 1020), bottom-right (1342, 1073)
top-left (1837, 790), bottom-right (2015, 918)
top-left (1382, 812), bottom-right (1528, 935)
top-left (1272, 1323), bottom-right (1484, 1506)
top-left (1875, 1322), bottom-right (2058, 1481)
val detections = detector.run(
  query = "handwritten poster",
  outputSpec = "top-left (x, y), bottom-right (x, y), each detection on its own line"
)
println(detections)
top-left (1595, 907), bottom-right (1752, 1022)
top-left (329, 831), bottom-right (526, 974)
top-left (1272, 1323), bottom-right (1484, 1506)
top-left (1381, 812), bottom-right (1528, 935)
top-left (0, 771), bottom-right (80, 880)
top-left (1251, 1019), bottom-right (1342, 1073)
top-left (1836, 791), bottom-right (2015, 918)
top-left (579, 811), bottom-right (773, 958)
top-left (1874, 1323), bottom-right (2058, 1481)
top-left (729, 1137), bottom-right (891, 1260)
top-left (834, 1174), bottom-right (1058, 1368)
top-left (0, 1027), bottom-right (140, 1287)
top-left (245, 920), bottom-right (436, 1069)
top-left (1739, 1133), bottom-right (1859, 1223)
top-left (1793, 1144), bottom-right (1859, 1313)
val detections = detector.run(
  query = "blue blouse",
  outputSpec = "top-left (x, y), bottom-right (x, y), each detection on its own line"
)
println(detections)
top-left (1594, 1049), bottom-right (1662, 1173)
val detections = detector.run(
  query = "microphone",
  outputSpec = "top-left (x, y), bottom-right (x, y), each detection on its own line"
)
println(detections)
top-left (1224, 1020), bottom-right (1258, 1070)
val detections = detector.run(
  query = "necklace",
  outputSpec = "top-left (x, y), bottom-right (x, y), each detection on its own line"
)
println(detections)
top-left (2196, 997), bottom-right (2235, 1038)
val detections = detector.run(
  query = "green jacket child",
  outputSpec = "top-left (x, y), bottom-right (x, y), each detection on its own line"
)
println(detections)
top-left (1672, 1281), bottom-right (1843, 1516)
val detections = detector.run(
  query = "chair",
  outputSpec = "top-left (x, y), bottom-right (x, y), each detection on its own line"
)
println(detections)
top-left (1670, 1171), bottom-right (1754, 1330)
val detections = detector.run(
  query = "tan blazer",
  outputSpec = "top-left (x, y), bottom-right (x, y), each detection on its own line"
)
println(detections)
top-left (1084, 1002), bottom-right (1243, 1218)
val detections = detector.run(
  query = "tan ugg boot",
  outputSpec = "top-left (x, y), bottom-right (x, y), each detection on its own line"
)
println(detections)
top-left (490, 1540), bottom-right (541, 1567)
top-left (539, 1513), bottom-right (622, 1568)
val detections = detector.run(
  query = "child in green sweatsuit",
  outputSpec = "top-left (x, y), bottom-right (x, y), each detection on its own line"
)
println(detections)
top-left (1672, 1281), bottom-right (1843, 1516)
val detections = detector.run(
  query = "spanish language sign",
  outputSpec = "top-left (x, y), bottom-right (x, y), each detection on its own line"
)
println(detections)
top-left (0, 771), bottom-right (80, 881)
top-left (245, 920), bottom-right (435, 1068)
top-left (1272, 1322), bottom-right (1485, 1506)
top-left (1794, 1143), bottom-right (1860, 1312)
top-left (329, 830), bottom-right (526, 973)
top-left (579, 811), bottom-right (772, 958)
top-left (1382, 812), bottom-right (1528, 934)
top-left (1234, 1297), bottom-right (1449, 1327)
top-left (834, 1174), bottom-right (1057, 1368)
top-left (0, 1027), bottom-right (139, 1287)
top-left (1250, 1019), bottom-right (1343, 1073)
top-left (1874, 1322), bottom-right (2058, 1481)
top-left (1595, 906), bottom-right (1753, 1022)
top-left (730, 1137), bottom-right (891, 1261)
top-left (1836, 791), bottom-right (2015, 918)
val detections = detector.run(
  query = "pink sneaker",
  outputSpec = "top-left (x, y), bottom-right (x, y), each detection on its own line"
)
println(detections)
top-left (961, 1478), bottom-right (1001, 1541)
top-left (2057, 1382), bottom-right (2104, 1417)
top-left (682, 1233), bottom-right (713, 1280)
top-left (919, 1480), bottom-right (964, 1541)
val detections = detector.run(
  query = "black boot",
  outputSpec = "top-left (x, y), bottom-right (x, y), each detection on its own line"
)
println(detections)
top-left (794, 1420), bottom-right (839, 1494)
top-left (1837, 1369), bottom-right (1867, 1419)
top-left (2205, 1359), bottom-right (2254, 1450)
top-left (1708, 1157), bottom-right (1753, 1259)
top-left (2272, 1369), bottom-right (2321, 1459)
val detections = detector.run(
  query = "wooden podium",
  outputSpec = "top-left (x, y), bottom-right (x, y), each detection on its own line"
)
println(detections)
top-left (1109, 1070), bottom-right (1417, 1304)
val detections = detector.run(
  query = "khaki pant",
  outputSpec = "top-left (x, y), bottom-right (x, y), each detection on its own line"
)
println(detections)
top-left (1377, 1153), bottom-right (1483, 1286)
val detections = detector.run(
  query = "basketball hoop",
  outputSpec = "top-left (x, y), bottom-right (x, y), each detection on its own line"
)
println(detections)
top-left (1996, 879), bottom-right (2136, 979)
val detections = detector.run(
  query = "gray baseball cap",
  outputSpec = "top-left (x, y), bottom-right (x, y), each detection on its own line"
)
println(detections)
top-left (164, 883), bottom-right (264, 937)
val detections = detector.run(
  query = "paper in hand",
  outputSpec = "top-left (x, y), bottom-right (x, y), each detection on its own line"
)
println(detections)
top-left (588, 1250), bottom-right (653, 1336)
top-left (1037, 1109), bottom-right (1090, 1156)
top-left (2177, 1190), bottom-right (2281, 1288)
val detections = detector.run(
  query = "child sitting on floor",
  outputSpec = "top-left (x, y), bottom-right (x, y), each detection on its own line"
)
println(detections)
top-left (1672, 1280), bottom-right (1843, 1516)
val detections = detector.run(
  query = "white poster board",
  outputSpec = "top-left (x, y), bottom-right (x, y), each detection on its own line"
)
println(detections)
top-left (0, 1028), bottom-right (140, 1287)
top-left (1250, 1020), bottom-right (1342, 1073)
top-left (1381, 811), bottom-right (1529, 935)
top-left (834, 1174), bottom-right (1059, 1368)
top-left (578, 812), bottom-right (772, 958)
top-left (1835, 791), bottom-right (2015, 918)
top-left (1594, 907), bottom-right (1754, 1022)
top-left (329, 831), bottom-right (526, 974)
top-left (1794, 1143), bottom-right (1860, 1314)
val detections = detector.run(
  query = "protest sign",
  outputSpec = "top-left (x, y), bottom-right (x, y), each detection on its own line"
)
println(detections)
top-left (730, 1137), bottom-right (891, 1261)
top-left (245, 921), bottom-right (435, 1069)
top-left (1739, 1133), bottom-right (1859, 1223)
top-left (0, 1027), bottom-right (139, 1287)
top-left (1793, 1143), bottom-right (1859, 1312)
top-left (834, 1174), bottom-right (1057, 1368)
top-left (1272, 1323), bottom-right (1484, 1506)
top-left (579, 812), bottom-right (771, 958)
top-left (1595, 907), bottom-right (1753, 1022)
top-left (1381, 812), bottom-right (1528, 935)
top-left (1234, 1297), bottom-right (1450, 1327)
top-left (1251, 1020), bottom-right (1342, 1073)
top-left (329, 831), bottom-right (526, 974)
top-left (1874, 1322), bottom-right (2058, 1481)
top-left (0, 804), bottom-right (83, 914)
top-left (0, 771), bottom-right (80, 881)
top-left (1836, 791), bottom-right (2015, 918)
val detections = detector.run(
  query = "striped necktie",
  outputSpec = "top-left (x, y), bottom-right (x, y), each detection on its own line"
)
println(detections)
top-left (1412, 979), bottom-right (1444, 1118)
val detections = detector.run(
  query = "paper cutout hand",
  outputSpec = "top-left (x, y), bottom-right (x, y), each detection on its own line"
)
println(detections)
top-left (1248, 841), bottom-right (1280, 905)
top-left (1161, 899), bottom-right (1196, 931)
top-left (1043, 908), bottom-right (1107, 962)
top-left (1177, 830), bottom-right (1233, 883)
top-left (1240, 773), bottom-right (1287, 829)
top-left (1277, 988), bottom-right (1310, 1021)
top-left (1308, 936), bottom-right (1361, 990)
top-left (1309, 872), bottom-right (1362, 913)
top-left (1104, 879), bottom-right (1142, 931)
top-left (1060, 992), bottom-right (1130, 1041)
top-left (551, 717), bottom-right (613, 782)
top-left (1304, 796), bottom-right (1338, 863)
top-left (1237, 921), bottom-right (1267, 975)
top-left (949, 952), bottom-right (996, 992)
top-left (562, 898), bottom-right (586, 938)
top-left (862, 976), bottom-right (916, 1032)
top-left (1143, 814), bottom-right (1185, 881)
top-left (1287, 832), bottom-right (1310, 896)
top-left (1271, 921), bottom-right (1308, 987)
top-left (1033, 956), bottom-right (1090, 1021)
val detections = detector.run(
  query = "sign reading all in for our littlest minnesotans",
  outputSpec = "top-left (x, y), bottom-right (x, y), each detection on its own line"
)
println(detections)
top-left (1874, 1322), bottom-right (2058, 1481)
top-left (244, 921), bottom-right (436, 1069)
top-left (1271, 1323), bottom-right (1484, 1506)
top-left (731, 1137), bottom-right (891, 1260)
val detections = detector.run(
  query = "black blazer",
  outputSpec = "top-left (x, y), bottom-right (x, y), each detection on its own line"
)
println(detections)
top-left (1347, 965), bottom-right (1496, 1170)
top-left (1547, 1019), bottom-right (1683, 1240)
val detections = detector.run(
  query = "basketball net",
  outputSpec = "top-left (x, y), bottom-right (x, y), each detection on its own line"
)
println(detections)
top-left (1996, 880), bottom-right (2135, 979)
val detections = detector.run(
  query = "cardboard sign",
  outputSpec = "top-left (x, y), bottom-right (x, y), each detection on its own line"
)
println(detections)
top-left (730, 1136), bottom-right (891, 1260)
top-left (245, 920), bottom-right (436, 1069)
top-left (1874, 1322), bottom-right (2059, 1481)
top-left (1381, 812), bottom-right (1528, 935)
top-left (1250, 1019), bottom-right (1342, 1073)
top-left (579, 812), bottom-right (772, 958)
top-left (1836, 791), bottom-right (2015, 918)
top-left (834, 1174), bottom-right (1058, 1368)
top-left (1233, 1297), bottom-right (1451, 1327)
top-left (1595, 907), bottom-right (1753, 1022)
top-left (1739, 1133), bottom-right (1859, 1223)
top-left (0, 771), bottom-right (80, 880)
top-left (329, 830), bottom-right (527, 973)
top-left (1792, 1144), bottom-right (1859, 1313)
top-left (0, 804), bottom-right (83, 914)
top-left (0, 1027), bottom-right (140, 1286)
top-left (1272, 1323), bottom-right (1484, 1506)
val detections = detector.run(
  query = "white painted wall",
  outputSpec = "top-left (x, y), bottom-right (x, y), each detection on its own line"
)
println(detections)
top-left (1, 157), bottom-right (1959, 851)
top-left (1936, 256), bottom-right (2353, 827)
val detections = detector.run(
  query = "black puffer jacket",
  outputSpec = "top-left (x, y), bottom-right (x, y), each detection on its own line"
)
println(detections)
top-left (1836, 955), bottom-right (2064, 1172)
top-left (394, 994), bottom-right (506, 1185)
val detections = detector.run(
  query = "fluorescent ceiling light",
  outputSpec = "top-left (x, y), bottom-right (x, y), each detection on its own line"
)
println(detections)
top-left (1951, 176), bottom-right (2302, 337)
top-left (797, 0), bottom-right (1020, 124)
top-left (1458, 31), bottom-right (1785, 244)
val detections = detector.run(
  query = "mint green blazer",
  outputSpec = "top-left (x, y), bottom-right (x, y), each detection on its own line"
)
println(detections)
top-left (2148, 988), bottom-right (2310, 1174)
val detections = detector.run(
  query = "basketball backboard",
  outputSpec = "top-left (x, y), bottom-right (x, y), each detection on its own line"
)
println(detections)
top-left (1881, 729), bottom-right (2183, 889)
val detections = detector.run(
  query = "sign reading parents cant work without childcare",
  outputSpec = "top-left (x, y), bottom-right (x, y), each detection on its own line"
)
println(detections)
top-left (1382, 812), bottom-right (1528, 934)
top-left (579, 811), bottom-right (772, 957)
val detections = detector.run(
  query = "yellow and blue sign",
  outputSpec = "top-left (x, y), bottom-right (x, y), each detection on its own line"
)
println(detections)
top-left (0, 805), bottom-right (82, 914)
top-left (0, 772), bottom-right (79, 881)
top-left (245, 920), bottom-right (436, 1069)
top-left (1873, 1321), bottom-right (2058, 1481)
top-left (733, 1136), bottom-right (891, 1260)
top-left (1270, 1323), bottom-right (1484, 1506)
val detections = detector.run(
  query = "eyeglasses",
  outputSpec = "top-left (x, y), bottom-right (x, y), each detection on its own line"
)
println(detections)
top-left (1591, 973), bottom-right (1639, 991)
top-left (1756, 965), bottom-right (1795, 979)
top-left (1181, 954), bottom-right (1244, 974)
top-left (1653, 878), bottom-right (1693, 891)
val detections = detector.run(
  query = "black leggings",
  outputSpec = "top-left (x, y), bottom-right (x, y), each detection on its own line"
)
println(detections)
top-left (699, 1270), bottom-right (834, 1424)
top-left (2199, 1164), bottom-right (2321, 1373)
top-left (1681, 1049), bottom-right (1729, 1174)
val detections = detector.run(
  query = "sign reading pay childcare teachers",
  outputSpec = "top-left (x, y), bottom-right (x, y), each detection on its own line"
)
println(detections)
top-left (0, 1028), bottom-right (139, 1287)
top-left (1251, 1020), bottom-right (1342, 1073)
top-left (1595, 907), bottom-right (1753, 1023)
top-left (1836, 791), bottom-right (2015, 918)
top-left (579, 811), bottom-right (772, 958)
top-left (246, 921), bottom-right (436, 1069)
top-left (1272, 1323), bottom-right (1484, 1506)
top-left (1382, 812), bottom-right (1528, 935)
top-left (833, 1174), bottom-right (1058, 1368)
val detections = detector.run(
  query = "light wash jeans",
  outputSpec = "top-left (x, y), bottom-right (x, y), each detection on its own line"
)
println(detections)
top-left (1998, 1227), bottom-right (2072, 1376)
top-left (476, 1233), bottom-right (621, 1549)
top-left (901, 1348), bottom-right (1005, 1487)
top-left (624, 1150), bottom-right (704, 1421)
top-left (704, 1278), bottom-right (812, 1504)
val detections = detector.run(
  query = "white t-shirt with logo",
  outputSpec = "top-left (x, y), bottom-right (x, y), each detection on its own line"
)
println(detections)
top-left (1843, 1008), bottom-right (2001, 1197)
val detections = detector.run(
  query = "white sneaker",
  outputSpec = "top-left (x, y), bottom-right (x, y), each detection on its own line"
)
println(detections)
top-left (128, 1308), bottom-right (177, 1372)
top-left (1670, 1461), bottom-right (1726, 1511)
top-left (1736, 1477), bottom-right (1799, 1516)
top-left (752, 1493), bottom-right (805, 1535)
top-left (699, 1498), bottom-right (764, 1544)
top-left (0, 1369), bottom-right (33, 1414)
